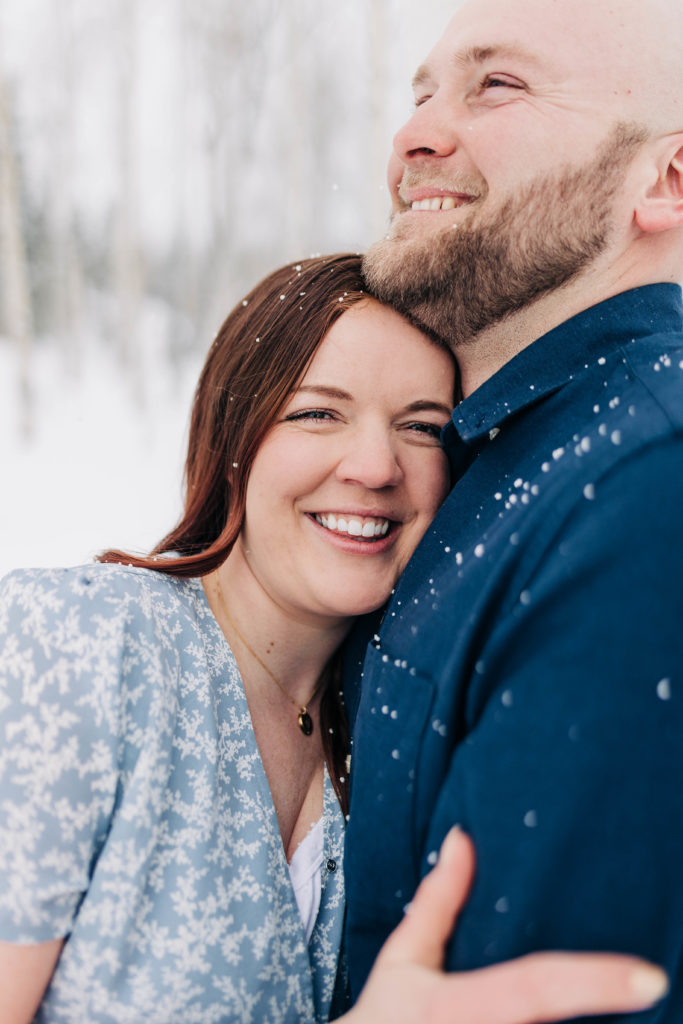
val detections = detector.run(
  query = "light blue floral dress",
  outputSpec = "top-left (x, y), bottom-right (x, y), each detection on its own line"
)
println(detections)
top-left (0, 564), bottom-right (347, 1024)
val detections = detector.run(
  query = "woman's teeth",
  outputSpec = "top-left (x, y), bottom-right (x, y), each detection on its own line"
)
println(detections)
top-left (314, 513), bottom-right (390, 539)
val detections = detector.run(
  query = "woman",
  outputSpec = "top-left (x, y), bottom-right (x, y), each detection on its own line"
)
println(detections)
top-left (0, 255), bottom-right (666, 1024)
top-left (0, 253), bottom-right (452, 1023)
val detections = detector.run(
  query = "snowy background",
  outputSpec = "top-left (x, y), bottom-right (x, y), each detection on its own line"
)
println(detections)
top-left (0, 0), bottom-right (458, 577)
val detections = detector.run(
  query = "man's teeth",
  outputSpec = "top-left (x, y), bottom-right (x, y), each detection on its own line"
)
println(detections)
top-left (411, 196), bottom-right (458, 211)
top-left (315, 514), bottom-right (391, 539)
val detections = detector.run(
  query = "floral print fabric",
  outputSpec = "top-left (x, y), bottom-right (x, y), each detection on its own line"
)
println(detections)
top-left (0, 564), bottom-right (345, 1023)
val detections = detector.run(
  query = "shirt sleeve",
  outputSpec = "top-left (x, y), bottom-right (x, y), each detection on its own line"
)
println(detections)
top-left (429, 439), bottom-right (683, 1011)
top-left (0, 569), bottom-right (121, 942)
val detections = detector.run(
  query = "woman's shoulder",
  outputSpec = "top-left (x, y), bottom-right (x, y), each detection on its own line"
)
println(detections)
top-left (0, 564), bottom-right (212, 727)
top-left (1, 561), bottom-right (197, 604)
top-left (0, 562), bottom-right (203, 646)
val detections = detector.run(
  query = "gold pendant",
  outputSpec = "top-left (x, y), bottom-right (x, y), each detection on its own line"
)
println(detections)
top-left (298, 710), bottom-right (313, 736)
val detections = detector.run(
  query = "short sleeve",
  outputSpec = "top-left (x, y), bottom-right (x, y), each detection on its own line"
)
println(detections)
top-left (0, 568), bottom-right (121, 942)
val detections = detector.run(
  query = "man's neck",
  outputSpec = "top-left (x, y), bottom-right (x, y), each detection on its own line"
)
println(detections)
top-left (455, 236), bottom-right (683, 397)
top-left (455, 273), bottom-right (628, 398)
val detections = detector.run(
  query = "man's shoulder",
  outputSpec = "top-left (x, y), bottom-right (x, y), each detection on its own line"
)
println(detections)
top-left (621, 334), bottom-right (683, 432)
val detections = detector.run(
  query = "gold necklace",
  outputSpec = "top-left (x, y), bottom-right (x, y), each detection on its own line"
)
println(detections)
top-left (213, 572), bottom-right (324, 736)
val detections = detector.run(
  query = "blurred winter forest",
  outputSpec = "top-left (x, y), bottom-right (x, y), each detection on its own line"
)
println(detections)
top-left (0, 0), bottom-right (456, 575)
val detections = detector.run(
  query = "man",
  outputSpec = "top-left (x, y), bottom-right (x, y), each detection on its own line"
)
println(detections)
top-left (344, 0), bottom-right (683, 1019)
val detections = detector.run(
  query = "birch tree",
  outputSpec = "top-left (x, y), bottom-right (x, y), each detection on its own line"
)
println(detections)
top-left (110, 0), bottom-right (145, 398)
top-left (43, 0), bottom-right (84, 374)
top-left (0, 65), bottom-right (34, 437)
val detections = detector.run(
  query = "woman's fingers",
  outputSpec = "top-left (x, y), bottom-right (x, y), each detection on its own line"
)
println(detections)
top-left (349, 827), bottom-right (669, 1024)
top-left (426, 953), bottom-right (669, 1024)
top-left (375, 827), bottom-right (474, 969)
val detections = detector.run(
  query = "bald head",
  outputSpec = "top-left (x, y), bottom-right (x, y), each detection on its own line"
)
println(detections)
top-left (363, 0), bottom-right (683, 362)
top-left (443, 0), bottom-right (683, 136)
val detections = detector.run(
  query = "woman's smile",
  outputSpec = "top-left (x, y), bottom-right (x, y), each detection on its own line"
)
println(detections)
top-left (222, 296), bottom-right (456, 626)
top-left (312, 512), bottom-right (391, 540)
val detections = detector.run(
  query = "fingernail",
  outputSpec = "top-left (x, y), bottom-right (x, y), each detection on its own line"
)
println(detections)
top-left (438, 825), bottom-right (463, 866)
top-left (629, 965), bottom-right (669, 1004)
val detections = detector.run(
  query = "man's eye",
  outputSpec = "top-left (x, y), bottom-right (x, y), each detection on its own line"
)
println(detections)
top-left (481, 74), bottom-right (524, 91)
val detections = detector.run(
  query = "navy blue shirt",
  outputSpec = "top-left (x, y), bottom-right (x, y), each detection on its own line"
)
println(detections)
top-left (345, 284), bottom-right (683, 1022)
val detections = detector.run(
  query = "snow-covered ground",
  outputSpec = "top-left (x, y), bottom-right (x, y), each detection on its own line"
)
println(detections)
top-left (0, 312), bottom-right (201, 579)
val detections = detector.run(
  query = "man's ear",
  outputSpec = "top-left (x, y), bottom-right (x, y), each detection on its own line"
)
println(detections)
top-left (635, 134), bottom-right (683, 234)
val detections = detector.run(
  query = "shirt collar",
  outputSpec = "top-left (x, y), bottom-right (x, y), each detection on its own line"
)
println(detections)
top-left (443, 284), bottom-right (683, 456)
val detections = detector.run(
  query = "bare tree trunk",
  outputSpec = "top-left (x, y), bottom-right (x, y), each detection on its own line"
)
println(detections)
top-left (282, 3), bottom-right (307, 256)
top-left (0, 67), bottom-right (34, 438)
top-left (367, 0), bottom-right (394, 243)
top-left (193, 0), bottom-right (283, 337)
top-left (110, 0), bottom-right (145, 403)
top-left (44, 0), bottom-right (85, 377)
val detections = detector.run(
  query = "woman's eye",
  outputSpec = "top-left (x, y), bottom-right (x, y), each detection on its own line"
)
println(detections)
top-left (284, 409), bottom-right (334, 423)
top-left (406, 421), bottom-right (444, 440)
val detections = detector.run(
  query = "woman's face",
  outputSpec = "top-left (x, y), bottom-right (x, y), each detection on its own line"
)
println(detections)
top-left (235, 298), bottom-right (455, 628)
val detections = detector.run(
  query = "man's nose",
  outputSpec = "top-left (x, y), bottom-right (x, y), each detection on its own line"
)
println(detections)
top-left (393, 96), bottom-right (460, 166)
top-left (335, 428), bottom-right (403, 490)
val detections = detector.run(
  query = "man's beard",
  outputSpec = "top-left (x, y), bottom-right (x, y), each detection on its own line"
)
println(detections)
top-left (363, 123), bottom-right (647, 347)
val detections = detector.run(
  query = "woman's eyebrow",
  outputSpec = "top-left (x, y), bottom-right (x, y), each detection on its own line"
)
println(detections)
top-left (295, 385), bottom-right (353, 400)
top-left (405, 399), bottom-right (453, 416)
top-left (294, 388), bottom-right (451, 415)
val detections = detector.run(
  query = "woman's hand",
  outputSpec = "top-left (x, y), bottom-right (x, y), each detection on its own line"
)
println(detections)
top-left (342, 828), bottom-right (668, 1024)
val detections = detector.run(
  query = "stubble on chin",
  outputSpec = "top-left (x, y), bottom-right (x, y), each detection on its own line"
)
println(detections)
top-left (362, 219), bottom-right (481, 347)
top-left (363, 122), bottom-right (648, 349)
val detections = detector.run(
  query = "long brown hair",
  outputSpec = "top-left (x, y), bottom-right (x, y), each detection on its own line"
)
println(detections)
top-left (99, 254), bottom-right (369, 577)
top-left (99, 253), bottom-right (375, 813)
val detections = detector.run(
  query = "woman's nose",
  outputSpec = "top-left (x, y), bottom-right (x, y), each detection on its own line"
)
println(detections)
top-left (335, 428), bottom-right (403, 490)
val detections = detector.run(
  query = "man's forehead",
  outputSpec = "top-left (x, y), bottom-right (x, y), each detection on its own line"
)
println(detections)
top-left (435, 0), bottom-right (606, 61)
top-left (436, 0), bottom-right (679, 66)
top-left (428, 0), bottom-right (683, 131)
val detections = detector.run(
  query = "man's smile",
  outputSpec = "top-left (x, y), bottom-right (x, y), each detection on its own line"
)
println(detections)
top-left (411, 196), bottom-right (461, 210)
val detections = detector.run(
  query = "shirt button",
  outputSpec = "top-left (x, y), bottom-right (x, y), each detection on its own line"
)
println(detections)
top-left (326, 858), bottom-right (337, 872)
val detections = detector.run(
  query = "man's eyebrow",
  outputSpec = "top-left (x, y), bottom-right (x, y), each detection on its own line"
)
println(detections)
top-left (412, 64), bottom-right (435, 91)
top-left (412, 42), bottom-right (545, 89)
top-left (452, 42), bottom-right (546, 71)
